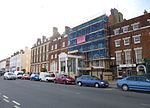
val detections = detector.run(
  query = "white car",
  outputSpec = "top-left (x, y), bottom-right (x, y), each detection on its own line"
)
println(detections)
top-left (4, 72), bottom-right (17, 80)
top-left (14, 71), bottom-right (24, 79)
top-left (39, 72), bottom-right (55, 82)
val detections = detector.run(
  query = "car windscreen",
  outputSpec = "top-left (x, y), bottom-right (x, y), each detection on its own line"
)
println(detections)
top-left (8, 73), bottom-right (14, 75)
top-left (45, 75), bottom-right (50, 77)
top-left (50, 74), bottom-right (55, 77)
top-left (35, 75), bottom-right (39, 77)
top-left (92, 76), bottom-right (100, 80)
top-left (17, 73), bottom-right (23, 75)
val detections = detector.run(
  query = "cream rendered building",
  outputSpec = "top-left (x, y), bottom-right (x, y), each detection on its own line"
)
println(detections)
top-left (9, 47), bottom-right (31, 72)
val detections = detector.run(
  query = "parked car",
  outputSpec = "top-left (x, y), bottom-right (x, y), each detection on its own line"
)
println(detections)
top-left (76, 75), bottom-right (109, 88)
top-left (21, 74), bottom-right (30, 80)
top-left (3, 72), bottom-right (17, 80)
top-left (39, 72), bottom-right (55, 82)
top-left (14, 71), bottom-right (24, 79)
top-left (30, 74), bottom-right (40, 81)
top-left (117, 76), bottom-right (150, 91)
top-left (54, 74), bottom-right (75, 84)
top-left (0, 71), bottom-right (5, 76)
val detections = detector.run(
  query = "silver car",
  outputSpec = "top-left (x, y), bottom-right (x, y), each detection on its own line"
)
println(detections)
top-left (4, 72), bottom-right (17, 80)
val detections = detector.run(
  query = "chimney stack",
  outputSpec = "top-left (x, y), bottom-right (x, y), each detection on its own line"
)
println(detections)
top-left (65, 26), bottom-right (70, 34)
top-left (144, 10), bottom-right (148, 14)
top-left (53, 27), bottom-right (59, 35)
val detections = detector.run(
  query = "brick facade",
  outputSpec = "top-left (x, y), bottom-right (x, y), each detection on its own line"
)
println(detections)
top-left (31, 26), bottom-right (69, 73)
top-left (108, 12), bottom-right (150, 78)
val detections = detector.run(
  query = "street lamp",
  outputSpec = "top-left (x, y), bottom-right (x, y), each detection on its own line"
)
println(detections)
top-left (110, 57), bottom-right (116, 80)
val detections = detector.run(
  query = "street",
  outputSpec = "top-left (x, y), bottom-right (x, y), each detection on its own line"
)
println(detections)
top-left (0, 77), bottom-right (150, 108)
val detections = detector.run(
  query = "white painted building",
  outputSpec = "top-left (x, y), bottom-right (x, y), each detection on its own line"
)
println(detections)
top-left (10, 55), bottom-right (17, 71)
top-left (0, 59), bottom-right (6, 71)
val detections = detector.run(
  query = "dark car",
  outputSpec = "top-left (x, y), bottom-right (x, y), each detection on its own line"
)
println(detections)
top-left (54, 74), bottom-right (75, 84)
top-left (76, 75), bottom-right (109, 88)
top-left (117, 76), bottom-right (150, 91)
top-left (0, 71), bottom-right (5, 76)
top-left (30, 74), bottom-right (40, 81)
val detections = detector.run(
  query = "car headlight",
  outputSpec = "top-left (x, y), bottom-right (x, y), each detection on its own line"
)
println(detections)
top-left (100, 82), bottom-right (104, 84)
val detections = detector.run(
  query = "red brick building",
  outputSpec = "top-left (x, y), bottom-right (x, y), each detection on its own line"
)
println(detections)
top-left (30, 26), bottom-right (70, 73)
top-left (108, 12), bottom-right (150, 78)
top-left (48, 26), bottom-right (69, 73)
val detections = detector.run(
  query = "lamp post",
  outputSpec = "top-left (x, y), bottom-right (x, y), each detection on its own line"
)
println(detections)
top-left (110, 57), bottom-right (116, 80)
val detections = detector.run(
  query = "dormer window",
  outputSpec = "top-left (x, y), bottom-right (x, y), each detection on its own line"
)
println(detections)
top-left (131, 22), bottom-right (140, 30)
top-left (122, 25), bottom-right (129, 33)
top-left (113, 28), bottom-right (120, 35)
top-left (58, 37), bottom-right (61, 40)
top-left (64, 35), bottom-right (68, 37)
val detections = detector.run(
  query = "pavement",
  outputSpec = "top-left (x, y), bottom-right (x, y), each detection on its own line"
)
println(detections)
top-left (109, 80), bottom-right (117, 88)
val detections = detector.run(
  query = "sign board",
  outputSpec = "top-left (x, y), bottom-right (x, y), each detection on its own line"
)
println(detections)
top-left (77, 36), bottom-right (85, 44)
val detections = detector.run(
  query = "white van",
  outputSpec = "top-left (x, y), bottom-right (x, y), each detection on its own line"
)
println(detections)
top-left (39, 72), bottom-right (55, 82)
top-left (14, 71), bottom-right (24, 79)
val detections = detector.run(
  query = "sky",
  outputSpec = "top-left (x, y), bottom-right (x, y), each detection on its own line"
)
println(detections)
top-left (0, 0), bottom-right (150, 60)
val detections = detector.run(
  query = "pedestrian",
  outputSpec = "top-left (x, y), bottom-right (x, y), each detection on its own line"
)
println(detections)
top-left (100, 74), bottom-right (103, 80)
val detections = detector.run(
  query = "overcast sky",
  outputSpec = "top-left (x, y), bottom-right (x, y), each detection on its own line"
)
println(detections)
top-left (0, 0), bottom-right (150, 60)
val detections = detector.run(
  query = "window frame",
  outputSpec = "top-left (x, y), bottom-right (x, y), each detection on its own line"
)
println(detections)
top-left (131, 22), bottom-right (140, 30)
top-left (113, 28), bottom-right (120, 35)
top-left (122, 25), bottom-right (129, 33)
top-left (55, 44), bottom-right (57, 49)
top-left (115, 39), bottom-right (121, 47)
top-left (133, 34), bottom-right (141, 44)
top-left (123, 37), bottom-right (130, 46)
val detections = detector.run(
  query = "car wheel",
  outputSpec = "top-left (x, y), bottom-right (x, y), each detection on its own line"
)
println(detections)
top-left (78, 81), bottom-right (82, 86)
top-left (122, 84), bottom-right (129, 91)
top-left (94, 83), bottom-right (100, 88)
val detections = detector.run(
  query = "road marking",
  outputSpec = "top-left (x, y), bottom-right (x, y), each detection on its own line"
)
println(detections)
top-left (13, 105), bottom-right (20, 108)
top-left (141, 103), bottom-right (150, 107)
top-left (3, 98), bottom-right (9, 103)
top-left (12, 101), bottom-right (21, 106)
top-left (3, 95), bottom-right (9, 99)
